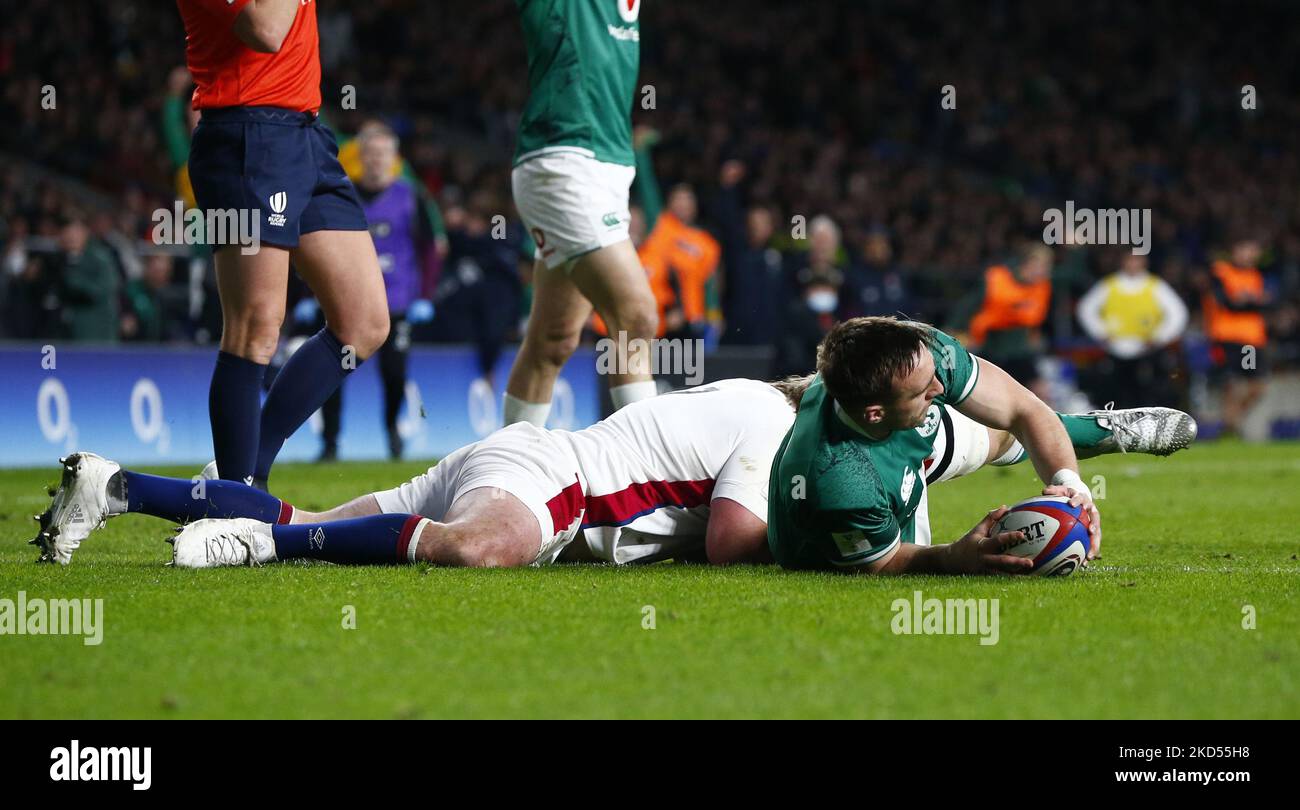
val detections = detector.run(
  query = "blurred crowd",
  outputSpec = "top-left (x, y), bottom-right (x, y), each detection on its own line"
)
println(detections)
top-left (2, 0), bottom-right (1298, 422)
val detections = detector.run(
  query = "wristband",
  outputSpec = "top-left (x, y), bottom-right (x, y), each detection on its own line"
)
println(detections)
top-left (1051, 468), bottom-right (1089, 497)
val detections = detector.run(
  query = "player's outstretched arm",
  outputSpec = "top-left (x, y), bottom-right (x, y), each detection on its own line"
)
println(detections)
top-left (233, 0), bottom-right (301, 53)
top-left (865, 507), bottom-right (1031, 576)
top-left (956, 357), bottom-right (1102, 556)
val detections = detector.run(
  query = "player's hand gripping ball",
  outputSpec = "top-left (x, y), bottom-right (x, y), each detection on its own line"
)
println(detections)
top-left (994, 496), bottom-right (1092, 577)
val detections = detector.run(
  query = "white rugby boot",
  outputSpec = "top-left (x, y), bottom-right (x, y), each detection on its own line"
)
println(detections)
top-left (199, 460), bottom-right (266, 491)
top-left (170, 518), bottom-right (277, 568)
top-left (1086, 404), bottom-right (1198, 457)
top-left (31, 452), bottom-right (126, 565)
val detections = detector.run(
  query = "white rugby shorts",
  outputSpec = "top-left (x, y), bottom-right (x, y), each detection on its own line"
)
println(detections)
top-left (372, 422), bottom-right (587, 565)
top-left (511, 149), bottom-right (635, 270)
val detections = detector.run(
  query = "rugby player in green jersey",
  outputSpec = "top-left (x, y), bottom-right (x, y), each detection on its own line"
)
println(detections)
top-left (504, 0), bottom-right (660, 427)
top-left (768, 317), bottom-right (1197, 575)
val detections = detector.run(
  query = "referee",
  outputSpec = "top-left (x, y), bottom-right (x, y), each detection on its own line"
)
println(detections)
top-left (178, 0), bottom-right (389, 489)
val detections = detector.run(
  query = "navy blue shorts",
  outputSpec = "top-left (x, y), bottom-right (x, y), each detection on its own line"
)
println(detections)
top-left (188, 106), bottom-right (368, 249)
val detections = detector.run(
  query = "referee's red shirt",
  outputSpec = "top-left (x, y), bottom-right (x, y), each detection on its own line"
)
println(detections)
top-left (177, 0), bottom-right (321, 112)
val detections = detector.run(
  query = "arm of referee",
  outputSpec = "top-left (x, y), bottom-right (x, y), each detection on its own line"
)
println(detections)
top-left (231, 0), bottom-right (301, 54)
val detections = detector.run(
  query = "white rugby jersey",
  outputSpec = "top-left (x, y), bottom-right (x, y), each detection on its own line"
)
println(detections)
top-left (551, 379), bottom-right (796, 564)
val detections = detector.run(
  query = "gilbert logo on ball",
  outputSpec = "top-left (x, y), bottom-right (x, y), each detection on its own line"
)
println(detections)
top-left (995, 495), bottom-right (1091, 577)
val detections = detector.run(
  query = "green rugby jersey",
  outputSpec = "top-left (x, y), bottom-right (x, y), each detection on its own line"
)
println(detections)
top-left (766, 327), bottom-right (981, 571)
top-left (513, 0), bottom-right (640, 167)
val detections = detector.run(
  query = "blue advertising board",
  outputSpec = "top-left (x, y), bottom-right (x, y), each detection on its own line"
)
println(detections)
top-left (0, 344), bottom-right (600, 469)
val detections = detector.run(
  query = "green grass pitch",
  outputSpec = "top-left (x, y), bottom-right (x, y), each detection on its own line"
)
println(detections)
top-left (1, 440), bottom-right (1297, 719)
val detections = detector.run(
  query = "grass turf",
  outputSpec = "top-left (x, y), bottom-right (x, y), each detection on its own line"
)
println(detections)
top-left (1, 440), bottom-right (1297, 719)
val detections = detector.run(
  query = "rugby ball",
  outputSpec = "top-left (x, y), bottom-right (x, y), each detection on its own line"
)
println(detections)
top-left (994, 495), bottom-right (1091, 577)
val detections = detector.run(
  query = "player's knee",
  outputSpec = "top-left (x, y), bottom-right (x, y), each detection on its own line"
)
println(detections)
top-left (450, 535), bottom-right (528, 568)
top-left (607, 294), bottom-right (659, 341)
top-left (222, 306), bottom-right (285, 363)
top-left (533, 328), bottom-right (582, 371)
top-left (334, 309), bottom-right (390, 360)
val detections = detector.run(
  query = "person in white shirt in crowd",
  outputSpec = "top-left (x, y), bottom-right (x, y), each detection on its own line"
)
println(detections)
top-left (1077, 252), bottom-right (1188, 408)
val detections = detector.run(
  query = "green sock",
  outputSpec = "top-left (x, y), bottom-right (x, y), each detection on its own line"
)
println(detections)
top-left (991, 414), bottom-right (1111, 467)
top-left (1058, 413), bottom-right (1111, 458)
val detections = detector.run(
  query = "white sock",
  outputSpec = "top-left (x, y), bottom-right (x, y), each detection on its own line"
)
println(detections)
top-left (503, 393), bottom-right (551, 427)
top-left (609, 380), bottom-right (658, 410)
top-left (991, 441), bottom-right (1027, 466)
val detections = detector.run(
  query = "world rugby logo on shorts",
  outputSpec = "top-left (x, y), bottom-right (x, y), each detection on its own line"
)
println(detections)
top-left (267, 191), bottom-right (288, 227)
top-left (617, 0), bottom-right (641, 23)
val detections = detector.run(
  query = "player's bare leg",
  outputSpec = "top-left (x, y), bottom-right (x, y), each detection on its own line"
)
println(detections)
top-left (215, 246), bottom-right (292, 364)
top-left (292, 230), bottom-right (391, 361)
top-left (287, 486), bottom-right (544, 567)
top-left (290, 494), bottom-right (385, 524)
top-left (569, 239), bottom-right (659, 390)
top-left (505, 256), bottom-right (593, 425)
top-left (250, 230), bottom-right (391, 485)
top-left (411, 487), bottom-right (542, 567)
top-left (504, 240), bottom-right (658, 426)
top-left (172, 486), bottom-right (542, 569)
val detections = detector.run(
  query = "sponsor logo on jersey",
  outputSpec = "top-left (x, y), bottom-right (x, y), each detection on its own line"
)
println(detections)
top-left (830, 528), bottom-right (872, 557)
top-left (601, 211), bottom-right (623, 227)
top-left (606, 24), bottom-right (640, 42)
top-left (900, 466), bottom-right (916, 503)
top-left (916, 404), bottom-right (941, 437)
top-left (268, 191), bottom-right (288, 227)
top-left (617, 0), bottom-right (641, 23)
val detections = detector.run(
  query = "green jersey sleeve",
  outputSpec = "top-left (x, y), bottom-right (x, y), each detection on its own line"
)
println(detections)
top-left (819, 507), bottom-right (902, 568)
top-left (927, 326), bottom-right (980, 405)
top-left (813, 452), bottom-right (901, 567)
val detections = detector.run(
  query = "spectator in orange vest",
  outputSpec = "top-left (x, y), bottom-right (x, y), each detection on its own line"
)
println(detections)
top-left (1201, 238), bottom-right (1272, 436)
top-left (961, 243), bottom-right (1053, 395)
top-left (601, 183), bottom-right (721, 341)
top-left (641, 184), bottom-right (722, 339)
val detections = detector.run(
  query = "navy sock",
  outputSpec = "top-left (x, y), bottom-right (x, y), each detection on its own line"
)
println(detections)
top-left (271, 514), bottom-right (425, 565)
top-left (255, 328), bottom-right (356, 483)
top-left (209, 351), bottom-right (267, 484)
top-left (121, 470), bottom-right (290, 524)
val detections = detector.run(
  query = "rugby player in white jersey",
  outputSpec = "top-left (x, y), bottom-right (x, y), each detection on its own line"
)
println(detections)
top-left (33, 379), bottom-right (796, 568)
